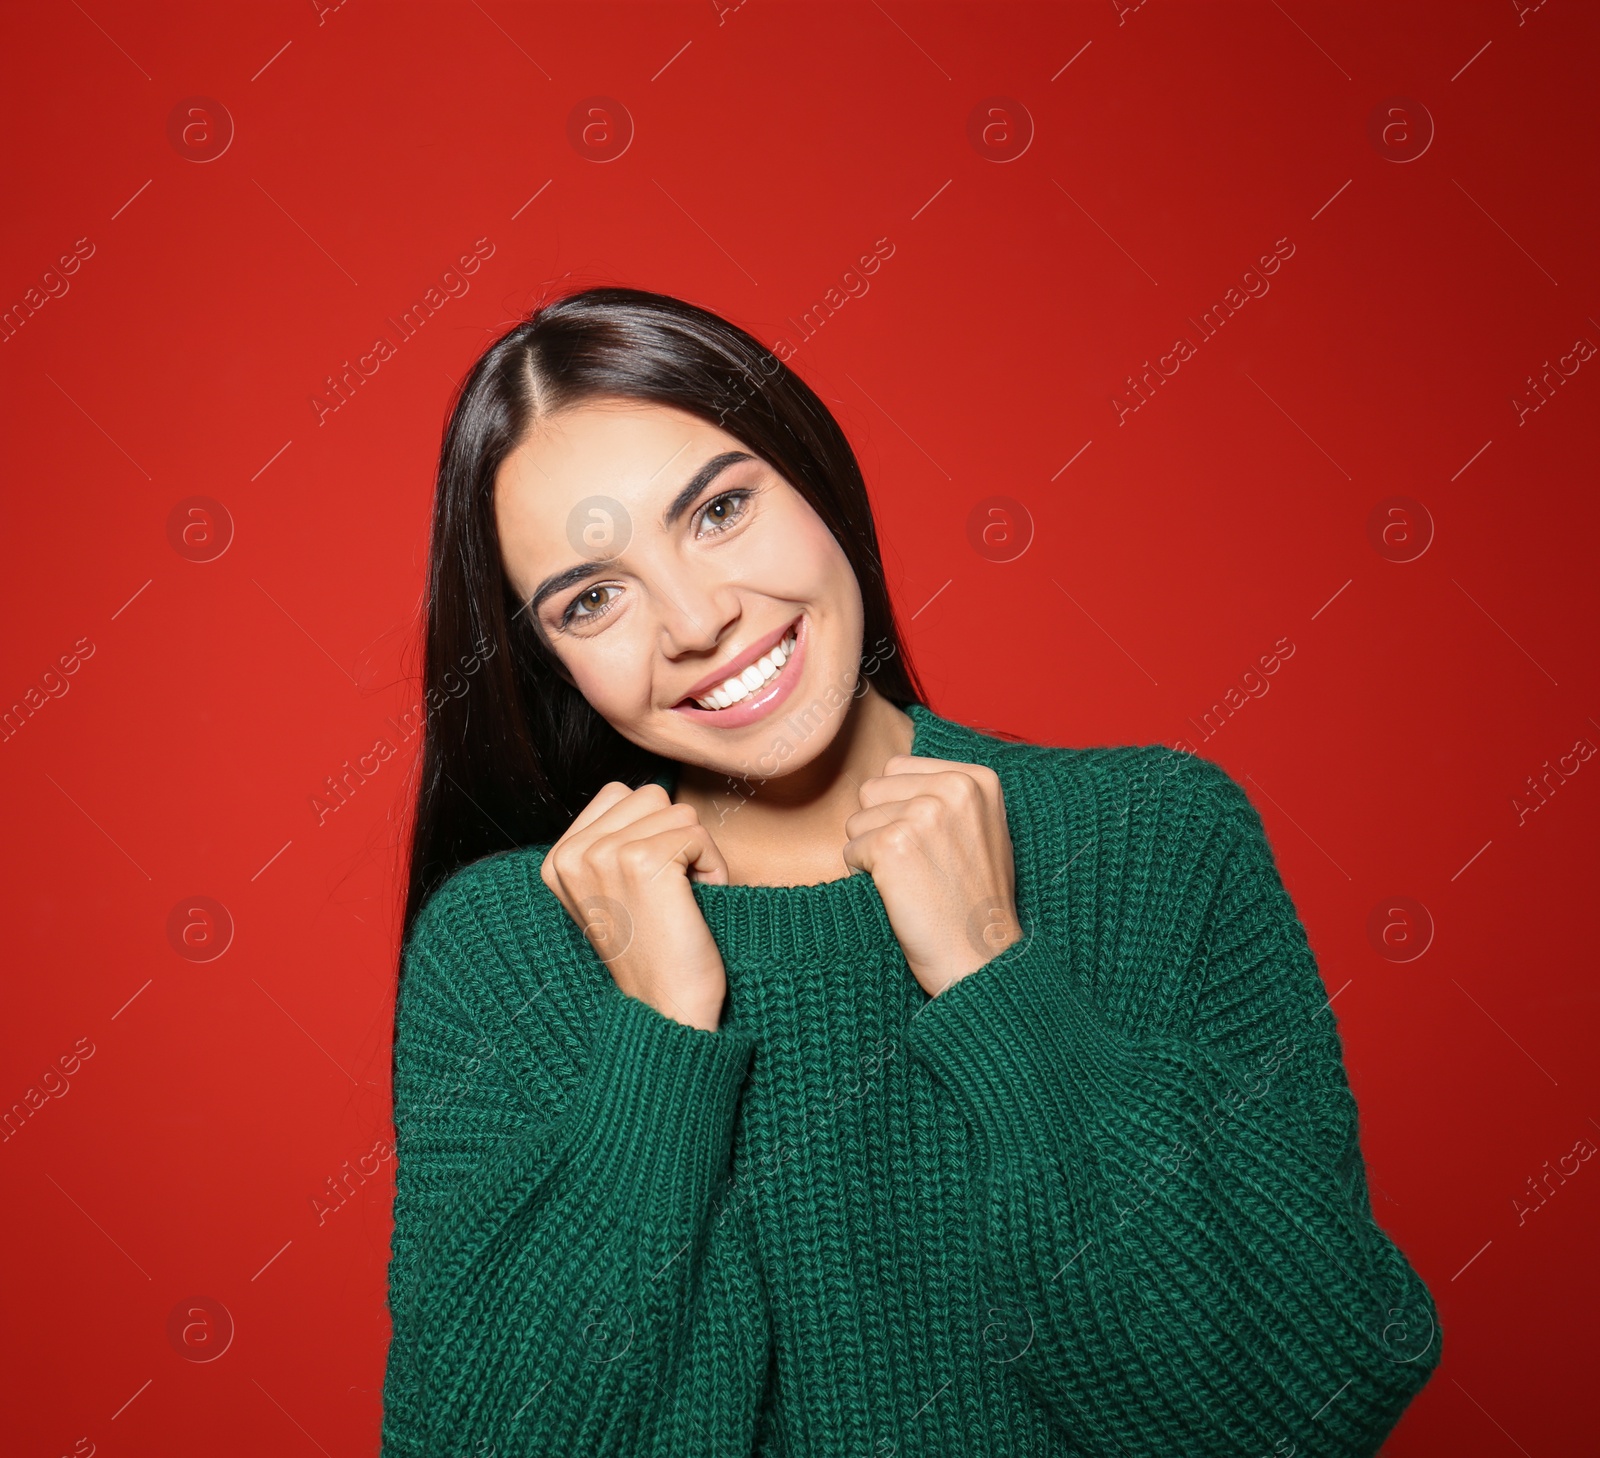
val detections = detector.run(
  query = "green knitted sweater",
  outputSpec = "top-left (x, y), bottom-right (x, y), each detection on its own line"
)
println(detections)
top-left (382, 702), bottom-right (1440, 1457)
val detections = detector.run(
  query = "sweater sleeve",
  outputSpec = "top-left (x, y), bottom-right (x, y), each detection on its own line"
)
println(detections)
top-left (904, 765), bottom-right (1442, 1457)
top-left (381, 878), bottom-right (772, 1458)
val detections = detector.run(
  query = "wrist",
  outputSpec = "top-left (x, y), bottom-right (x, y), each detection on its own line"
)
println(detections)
top-left (645, 986), bottom-right (726, 1032)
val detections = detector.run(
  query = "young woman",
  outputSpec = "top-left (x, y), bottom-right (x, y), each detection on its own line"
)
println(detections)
top-left (382, 287), bottom-right (1441, 1457)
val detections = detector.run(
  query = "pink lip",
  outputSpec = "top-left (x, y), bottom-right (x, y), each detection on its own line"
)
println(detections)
top-left (671, 613), bottom-right (806, 729)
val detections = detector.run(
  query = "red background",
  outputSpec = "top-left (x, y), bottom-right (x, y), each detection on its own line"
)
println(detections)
top-left (2, 1), bottom-right (1595, 1453)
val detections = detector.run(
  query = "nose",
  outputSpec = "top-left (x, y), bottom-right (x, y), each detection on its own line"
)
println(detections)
top-left (653, 573), bottom-right (738, 659)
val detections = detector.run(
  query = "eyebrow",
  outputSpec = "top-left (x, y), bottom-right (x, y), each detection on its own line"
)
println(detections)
top-left (524, 449), bottom-right (758, 618)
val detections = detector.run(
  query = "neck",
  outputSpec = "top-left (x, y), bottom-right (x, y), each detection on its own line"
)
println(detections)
top-left (673, 685), bottom-right (917, 887)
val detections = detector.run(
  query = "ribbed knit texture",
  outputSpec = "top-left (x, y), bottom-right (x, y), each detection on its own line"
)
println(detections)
top-left (382, 703), bottom-right (1441, 1457)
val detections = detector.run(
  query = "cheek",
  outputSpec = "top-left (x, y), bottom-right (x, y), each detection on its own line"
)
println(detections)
top-left (762, 513), bottom-right (864, 675)
top-left (748, 504), bottom-right (852, 600)
top-left (561, 622), bottom-right (660, 720)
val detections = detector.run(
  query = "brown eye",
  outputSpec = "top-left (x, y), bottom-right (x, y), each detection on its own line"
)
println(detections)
top-left (697, 489), bottom-right (751, 536)
top-left (562, 583), bottom-right (621, 627)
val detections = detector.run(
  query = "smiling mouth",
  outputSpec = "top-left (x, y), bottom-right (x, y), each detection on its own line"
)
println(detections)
top-left (678, 617), bottom-right (801, 711)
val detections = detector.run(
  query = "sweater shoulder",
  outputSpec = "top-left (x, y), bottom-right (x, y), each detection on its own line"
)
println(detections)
top-left (1063, 741), bottom-right (1260, 837)
top-left (400, 843), bottom-right (598, 1065)
top-left (406, 842), bottom-right (562, 968)
top-left (948, 729), bottom-right (1275, 1023)
top-left (926, 707), bottom-right (1258, 851)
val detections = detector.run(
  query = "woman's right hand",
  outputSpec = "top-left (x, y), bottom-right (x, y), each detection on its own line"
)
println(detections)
top-left (540, 782), bottom-right (732, 1032)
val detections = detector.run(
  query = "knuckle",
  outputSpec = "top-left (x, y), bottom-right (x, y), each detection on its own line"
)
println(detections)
top-left (617, 840), bottom-right (657, 875)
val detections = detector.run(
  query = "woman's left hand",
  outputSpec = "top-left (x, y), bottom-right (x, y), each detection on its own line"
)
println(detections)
top-left (843, 755), bottom-right (1024, 997)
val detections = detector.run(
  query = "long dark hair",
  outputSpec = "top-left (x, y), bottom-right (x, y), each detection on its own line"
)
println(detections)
top-left (399, 285), bottom-right (929, 955)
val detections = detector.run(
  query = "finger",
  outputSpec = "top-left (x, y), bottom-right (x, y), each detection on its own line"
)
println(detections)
top-left (664, 808), bottom-right (730, 884)
top-left (594, 803), bottom-right (731, 884)
top-left (880, 754), bottom-right (1002, 792)
top-left (614, 821), bottom-right (730, 887)
top-left (881, 754), bottom-right (973, 775)
top-left (842, 801), bottom-right (903, 840)
top-left (550, 785), bottom-right (681, 902)
top-left (565, 780), bottom-right (676, 845)
top-left (842, 807), bottom-right (945, 876)
top-left (562, 780), bottom-right (640, 840)
top-left (858, 764), bottom-right (979, 810)
top-left (687, 816), bottom-right (731, 884)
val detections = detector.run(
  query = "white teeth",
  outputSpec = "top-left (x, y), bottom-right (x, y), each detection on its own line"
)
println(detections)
top-left (692, 626), bottom-right (798, 710)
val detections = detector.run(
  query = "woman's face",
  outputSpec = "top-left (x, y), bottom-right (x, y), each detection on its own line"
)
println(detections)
top-left (494, 395), bottom-right (866, 779)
